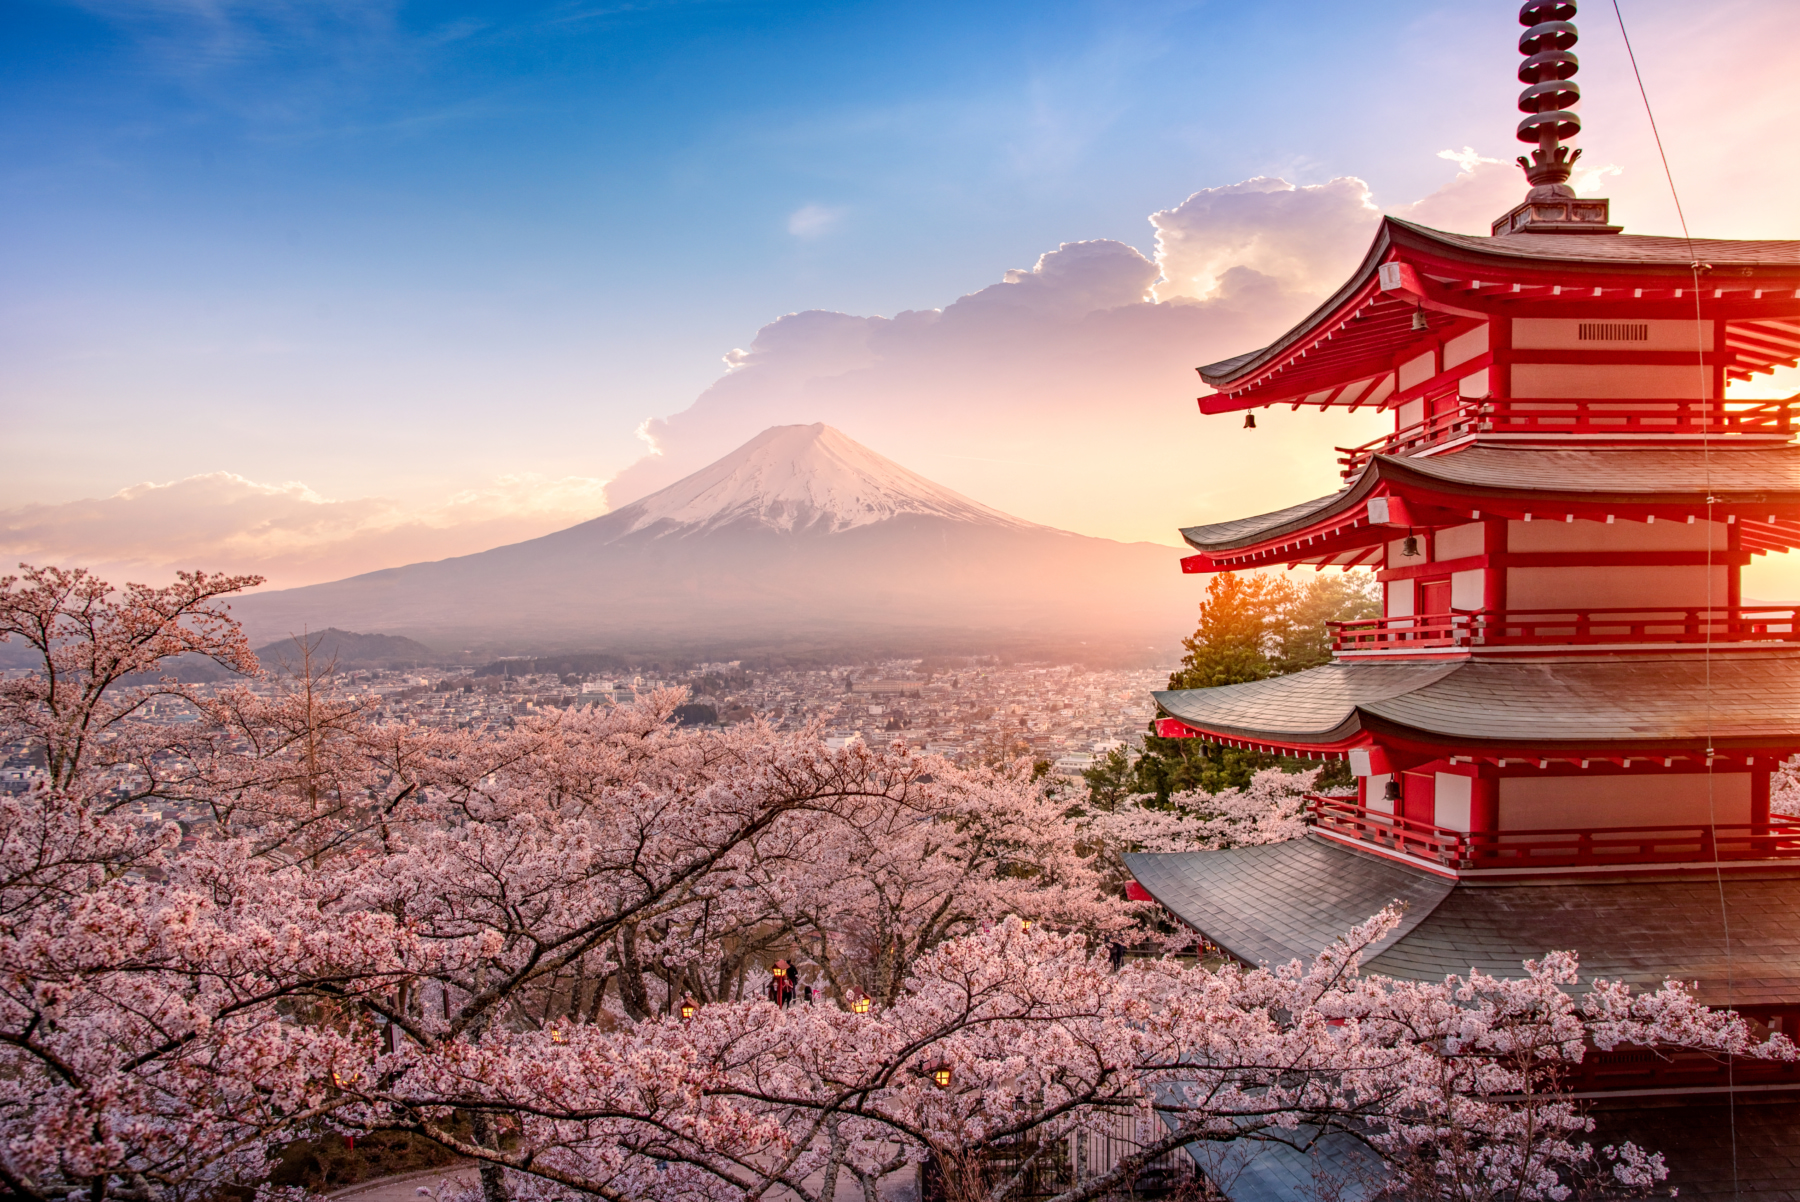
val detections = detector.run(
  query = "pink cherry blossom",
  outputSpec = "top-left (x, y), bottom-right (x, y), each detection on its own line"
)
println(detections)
top-left (1, 563), bottom-right (1787, 1202)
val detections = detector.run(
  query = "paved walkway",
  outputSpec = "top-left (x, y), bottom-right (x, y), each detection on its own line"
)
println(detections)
top-left (325, 1164), bottom-right (476, 1202)
top-left (323, 1158), bottom-right (919, 1202)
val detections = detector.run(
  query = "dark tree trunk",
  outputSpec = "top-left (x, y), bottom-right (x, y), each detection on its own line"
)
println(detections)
top-left (470, 1112), bottom-right (510, 1202)
top-left (615, 925), bottom-right (653, 1021)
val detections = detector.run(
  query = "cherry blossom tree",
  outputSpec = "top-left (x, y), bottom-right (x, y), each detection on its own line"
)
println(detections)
top-left (8, 762), bottom-right (1784, 1202)
top-left (1083, 764), bottom-right (1320, 889)
top-left (0, 716), bottom-right (1123, 1202)
top-left (0, 785), bottom-right (393, 1202)
top-left (336, 911), bottom-right (1783, 1202)
top-left (1, 563), bottom-right (1790, 1202)
top-left (0, 564), bottom-right (262, 803)
top-left (2, 591), bottom-right (1125, 1202)
top-left (1772, 753), bottom-right (1800, 818)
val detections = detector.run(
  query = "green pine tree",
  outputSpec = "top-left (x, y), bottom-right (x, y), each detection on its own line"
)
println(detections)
top-left (1095, 572), bottom-right (1377, 803)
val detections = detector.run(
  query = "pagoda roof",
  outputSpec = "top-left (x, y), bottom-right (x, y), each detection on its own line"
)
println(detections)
top-left (1179, 490), bottom-right (1356, 552)
top-left (1382, 222), bottom-right (1800, 271)
top-left (1151, 651), bottom-right (1800, 752)
top-left (1125, 837), bottom-right (1453, 967)
top-left (1195, 217), bottom-right (1800, 410)
top-left (1125, 835), bottom-right (1800, 1005)
top-left (1390, 443), bottom-right (1800, 494)
top-left (1179, 445), bottom-right (1800, 563)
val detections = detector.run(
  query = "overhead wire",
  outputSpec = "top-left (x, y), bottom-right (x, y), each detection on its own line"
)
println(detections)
top-left (1607, 2), bottom-right (1737, 1194)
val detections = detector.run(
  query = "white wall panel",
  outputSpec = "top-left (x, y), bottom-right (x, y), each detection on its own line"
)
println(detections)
top-left (1505, 565), bottom-right (1727, 610)
top-left (1509, 518), bottom-right (1724, 553)
top-left (1435, 523), bottom-right (1486, 560)
top-left (1434, 773), bottom-right (1473, 833)
top-left (1499, 774), bottom-right (1750, 830)
top-left (1510, 363), bottom-right (1712, 399)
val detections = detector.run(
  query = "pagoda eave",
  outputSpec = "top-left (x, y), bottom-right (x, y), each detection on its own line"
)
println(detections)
top-left (1196, 218), bottom-right (1800, 411)
top-left (1154, 710), bottom-right (1797, 765)
top-left (1124, 838), bottom-right (1800, 1007)
top-left (1151, 653), bottom-right (1800, 755)
top-left (1179, 446), bottom-right (1800, 570)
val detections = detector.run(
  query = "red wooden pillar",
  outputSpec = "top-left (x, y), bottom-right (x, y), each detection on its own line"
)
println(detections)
top-left (1711, 319), bottom-right (1728, 415)
top-left (1728, 519), bottom-right (1743, 611)
top-left (1490, 314), bottom-right (1513, 401)
top-left (1469, 774), bottom-right (1499, 863)
top-left (1483, 518), bottom-right (1508, 629)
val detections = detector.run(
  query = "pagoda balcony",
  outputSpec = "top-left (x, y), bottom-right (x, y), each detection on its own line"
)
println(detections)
top-left (1329, 605), bottom-right (1799, 655)
top-left (1306, 794), bottom-right (1800, 872)
top-left (1335, 395), bottom-right (1797, 480)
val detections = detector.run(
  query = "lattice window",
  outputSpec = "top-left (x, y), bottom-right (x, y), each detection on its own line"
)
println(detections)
top-left (1576, 322), bottom-right (1650, 342)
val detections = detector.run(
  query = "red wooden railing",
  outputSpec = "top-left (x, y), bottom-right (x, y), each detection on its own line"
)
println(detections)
top-left (1307, 794), bottom-right (1800, 870)
top-left (1565, 1043), bottom-right (1800, 1092)
top-left (1336, 396), bottom-right (1796, 479)
top-left (1330, 606), bottom-right (1799, 652)
top-left (1307, 793), bottom-right (1468, 863)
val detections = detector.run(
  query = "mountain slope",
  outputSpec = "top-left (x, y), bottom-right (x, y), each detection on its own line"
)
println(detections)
top-left (604, 423), bottom-right (1036, 537)
top-left (253, 629), bottom-right (437, 670)
top-left (232, 425), bottom-right (1194, 658)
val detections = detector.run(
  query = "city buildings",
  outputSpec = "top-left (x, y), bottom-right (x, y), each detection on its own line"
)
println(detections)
top-left (0, 659), bottom-right (1164, 805)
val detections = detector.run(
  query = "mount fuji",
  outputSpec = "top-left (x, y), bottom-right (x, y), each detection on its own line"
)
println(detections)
top-left (232, 425), bottom-right (1195, 660)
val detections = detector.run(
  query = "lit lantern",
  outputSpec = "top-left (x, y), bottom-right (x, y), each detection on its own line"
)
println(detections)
top-left (771, 960), bottom-right (789, 980)
top-left (550, 1027), bottom-right (565, 1044)
top-left (1020, 919), bottom-right (1033, 932)
top-left (680, 993), bottom-right (698, 1021)
top-left (928, 1061), bottom-right (952, 1089)
top-left (852, 994), bottom-right (872, 1015)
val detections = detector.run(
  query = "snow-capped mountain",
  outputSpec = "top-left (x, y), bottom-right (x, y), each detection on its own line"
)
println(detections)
top-left (234, 426), bottom-right (1193, 659)
top-left (607, 424), bottom-right (1037, 538)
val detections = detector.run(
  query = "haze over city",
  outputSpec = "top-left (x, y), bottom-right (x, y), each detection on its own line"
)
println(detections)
top-left (5, 0), bottom-right (1799, 603)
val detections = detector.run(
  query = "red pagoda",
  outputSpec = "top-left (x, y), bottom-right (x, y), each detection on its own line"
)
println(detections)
top-left (1124, 2), bottom-right (1800, 1192)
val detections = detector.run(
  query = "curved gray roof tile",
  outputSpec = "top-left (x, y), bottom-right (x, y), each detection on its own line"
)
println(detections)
top-left (1153, 664), bottom-right (1460, 743)
top-left (1123, 836), bottom-right (1453, 968)
top-left (1396, 446), bottom-right (1800, 496)
top-left (1179, 447), bottom-right (1800, 553)
top-left (1126, 838), bottom-right (1800, 1005)
top-left (1155, 653), bottom-right (1800, 747)
top-left (1179, 489), bottom-right (1362, 553)
top-left (1391, 221), bottom-right (1800, 268)
top-left (1365, 874), bottom-right (1800, 1006)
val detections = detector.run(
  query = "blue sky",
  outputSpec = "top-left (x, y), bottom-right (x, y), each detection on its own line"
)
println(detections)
top-left (2, 1), bottom-right (1521, 487)
top-left (4, 0), bottom-right (1799, 594)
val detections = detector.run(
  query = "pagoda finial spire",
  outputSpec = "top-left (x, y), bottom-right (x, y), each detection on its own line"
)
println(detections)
top-left (1490, 0), bottom-right (1621, 235)
top-left (1514, 0), bottom-right (1583, 189)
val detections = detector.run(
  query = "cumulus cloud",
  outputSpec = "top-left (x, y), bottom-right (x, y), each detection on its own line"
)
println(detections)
top-left (0, 471), bottom-right (609, 591)
top-left (1149, 176), bottom-right (1380, 303)
top-left (609, 160), bottom-right (1542, 544)
top-left (1390, 154), bottom-right (1530, 236)
top-left (604, 154), bottom-right (1652, 548)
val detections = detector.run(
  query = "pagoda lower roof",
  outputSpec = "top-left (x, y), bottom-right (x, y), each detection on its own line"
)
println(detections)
top-left (1179, 444), bottom-right (1800, 555)
top-left (1151, 651), bottom-right (1800, 751)
top-left (1124, 835), bottom-right (1800, 1006)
